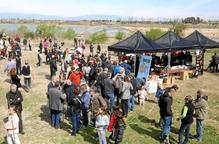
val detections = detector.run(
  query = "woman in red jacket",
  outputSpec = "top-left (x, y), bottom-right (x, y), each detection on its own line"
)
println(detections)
top-left (69, 68), bottom-right (84, 86)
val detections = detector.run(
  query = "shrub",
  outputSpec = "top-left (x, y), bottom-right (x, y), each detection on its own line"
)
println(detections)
top-left (115, 31), bottom-right (126, 41)
top-left (35, 24), bottom-right (63, 38)
top-left (145, 28), bottom-right (166, 40)
top-left (88, 31), bottom-right (108, 44)
top-left (24, 31), bottom-right (35, 39)
top-left (17, 25), bottom-right (29, 37)
top-left (63, 29), bottom-right (76, 40)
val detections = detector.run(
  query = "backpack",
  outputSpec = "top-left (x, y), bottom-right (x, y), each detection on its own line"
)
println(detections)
top-left (114, 78), bottom-right (123, 93)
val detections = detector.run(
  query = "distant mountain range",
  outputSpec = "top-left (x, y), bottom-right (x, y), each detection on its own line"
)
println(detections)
top-left (0, 13), bottom-right (125, 21)
top-left (0, 12), bottom-right (171, 21)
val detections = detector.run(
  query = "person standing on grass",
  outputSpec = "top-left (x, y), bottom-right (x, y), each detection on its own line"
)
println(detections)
top-left (4, 105), bottom-right (21, 144)
top-left (177, 95), bottom-right (195, 144)
top-left (129, 73), bottom-right (141, 112)
top-left (80, 83), bottom-right (91, 128)
top-left (21, 61), bottom-right (33, 89)
top-left (69, 88), bottom-right (82, 136)
top-left (49, 55), bottom-right (57, 78)
top-left (158, 88), bottom-right (176, 144)
top-left (37, 50), bottom-right (42, 67)
top-left (23, 38), bottom-right (27, 50)
top-left (192, 89), bottom-right (208, 142)
top-left (138, 85), bottom-right (149, 112)
top-left (6, 84), bottom-right (24, 134)
top-left (28, 38), bottom-right (32, 51)
top-left (121, 76), bottom-right (133, 118)
top-left (16, 55), bottom-right (22, 75)
top-left (102, 72), bottom-right (115, 113)
top-left (48, 80), bottom-right (65, 129)
top-left (113, 108), bottom-right (126, 144)
top-left (96, 107), bottom-right (109, 144)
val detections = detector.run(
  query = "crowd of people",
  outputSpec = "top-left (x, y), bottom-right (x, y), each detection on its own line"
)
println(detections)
top-left (2, 34), bottom-right (209, 144)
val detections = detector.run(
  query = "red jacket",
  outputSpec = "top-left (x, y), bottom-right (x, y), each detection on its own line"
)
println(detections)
top-left (107, 113), bottom-right (117, 132)
top-left (69, 71), bottom-right (83, 86)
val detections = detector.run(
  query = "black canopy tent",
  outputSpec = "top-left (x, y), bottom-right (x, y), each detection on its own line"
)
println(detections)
top-left (184, 30), bottom-right (219, 48)
top-left (155, 31), bottom-right (199, 51)
top-left (108, 31), bottom-right (164, 53)
top-left (155, 31), bottom-right (199, 67)
top-left (184, 30), bottom-right (219, 76)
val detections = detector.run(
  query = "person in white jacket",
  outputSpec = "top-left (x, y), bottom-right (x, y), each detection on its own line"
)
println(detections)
top-left (4, 105), bottom-right (21, 144)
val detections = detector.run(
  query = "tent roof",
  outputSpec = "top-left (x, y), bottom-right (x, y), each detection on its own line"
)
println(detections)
top-left (108, 31), bottom-right (164, 53)
top-left (155, 31), bottom-right (198, 51)
top-left (184, 30), bottom-right (219, 48)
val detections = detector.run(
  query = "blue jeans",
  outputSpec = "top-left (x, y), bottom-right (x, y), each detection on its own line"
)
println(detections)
top-left (178, 123), bottom-right (191, 144)
top-left (128, 95), bottom-right (135, 111)
top-left (97, 128), bottom-right (107, 144)
top-left (51, 110), bottom-right (61, 128)
top-left (72, 113), bottom-right (81, 134)
top-left (161, 116), bottom-right (172, 139)
top-left (105, 93), bottom-right (115, 113)
top-left (196, 119), bottom-right (203, 141)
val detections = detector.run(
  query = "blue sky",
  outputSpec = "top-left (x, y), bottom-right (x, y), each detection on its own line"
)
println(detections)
top-left (0, 0), bottom-right (218, 19)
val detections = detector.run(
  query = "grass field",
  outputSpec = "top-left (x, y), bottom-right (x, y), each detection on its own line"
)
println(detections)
top-left (0, 43), bottom-right (219, 144)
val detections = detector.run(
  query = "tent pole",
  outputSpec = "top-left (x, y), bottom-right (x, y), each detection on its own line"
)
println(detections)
top-left (168, 52), bottom-right (171, 68)
top-left (134, 54), bottom-right (136, 75)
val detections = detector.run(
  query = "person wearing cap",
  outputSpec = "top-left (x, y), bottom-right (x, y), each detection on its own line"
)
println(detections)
top-left (21, 61), bottom-right (33, 89)
top-left (177, 95), bottom-right (195, 144)
top-left (192, 89), bottom-right (208, 142)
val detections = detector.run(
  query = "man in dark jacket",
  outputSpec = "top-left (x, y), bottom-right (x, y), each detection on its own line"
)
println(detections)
top-left (129, 73), bottom-right (140, 112)
top-left (68, 88), bottom-right (81, 136)
top-left (6, 84), bottom-right (24, 134)
top-left (48, 82), bottom-right (65, 129)
top-left (159, 88), bottom-right (176, 143)
top-left (49, 55), bottom-right (57, 78)
top-left (80, 84), bottom-right (91, 127)
top-left (102, 72), bottom-right (115, 113)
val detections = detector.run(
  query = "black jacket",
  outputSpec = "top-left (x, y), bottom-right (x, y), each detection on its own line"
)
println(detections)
top-left (11, 75), bottom-right (21, 88)
top-left (68, 96), bottom-right (82, 114)
top-left (6, 90), bottom-right (23, 111)
top-left (181, 102), bottom-right (195, 124)
top-left (102, 78), bottom-right (114, 95)
top-left (159, 92), bottom-right (173, 117)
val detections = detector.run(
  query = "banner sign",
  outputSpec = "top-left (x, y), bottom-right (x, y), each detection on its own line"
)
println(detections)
top-left (137, 55), bottom-right (152, 81)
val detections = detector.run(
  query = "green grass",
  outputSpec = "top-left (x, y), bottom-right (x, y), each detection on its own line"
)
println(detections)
top-left (0, 48), bottom-right (219, 144)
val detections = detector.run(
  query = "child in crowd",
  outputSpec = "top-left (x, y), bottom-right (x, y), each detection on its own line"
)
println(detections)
top-left (138, 86), bottom-right (149, 110)
top-left (113, 109), bottom-right (126, 144)
top-left (108, 106), bottom-right (120, 141)
top-left (155, 83), bottom-right (164, 103)
top-left (96, 107), bottom-right (109, 144)
top-left (4, 105), bottom-right (21, 144)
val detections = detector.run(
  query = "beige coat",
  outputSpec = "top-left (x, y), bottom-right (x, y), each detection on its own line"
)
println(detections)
top-left (194, 98), bottom-right (208, 120)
